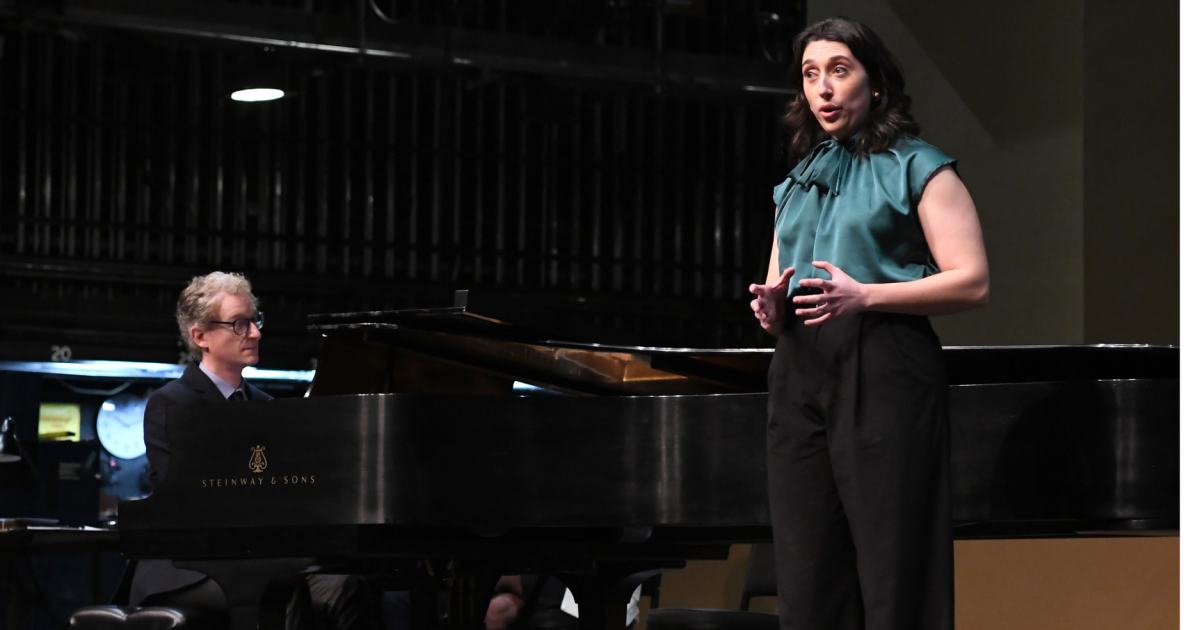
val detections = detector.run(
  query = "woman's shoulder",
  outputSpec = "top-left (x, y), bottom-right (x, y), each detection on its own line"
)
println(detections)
top-left (871, 135), bottom-right (957, 206)
top-left (881, 134), bottom-right (953, 164)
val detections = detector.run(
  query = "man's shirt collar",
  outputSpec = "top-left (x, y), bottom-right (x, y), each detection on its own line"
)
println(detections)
top-left (198, 362), bottom-right (245, 400)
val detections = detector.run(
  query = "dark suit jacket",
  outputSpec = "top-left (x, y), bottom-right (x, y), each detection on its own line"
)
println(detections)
top-left (130, 362), bottom-right (272, 605)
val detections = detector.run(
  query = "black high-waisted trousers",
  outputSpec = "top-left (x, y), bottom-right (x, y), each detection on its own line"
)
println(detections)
top-left (767, 311), bottom-right (954, 630)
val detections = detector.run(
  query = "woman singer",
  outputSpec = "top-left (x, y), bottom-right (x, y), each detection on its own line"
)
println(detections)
top-left (748, 17), bottom-right (989, 630)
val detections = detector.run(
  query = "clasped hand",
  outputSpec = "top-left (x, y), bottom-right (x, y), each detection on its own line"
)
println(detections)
top-left (748, 261), bottom-right (867, 332)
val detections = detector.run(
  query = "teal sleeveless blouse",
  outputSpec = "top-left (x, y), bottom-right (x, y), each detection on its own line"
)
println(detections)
top-left (772, 134), bottom-right (956, 293)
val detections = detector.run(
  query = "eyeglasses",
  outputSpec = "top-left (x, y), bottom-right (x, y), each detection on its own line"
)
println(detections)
top-left (209, 312), bottom-right (265, 335)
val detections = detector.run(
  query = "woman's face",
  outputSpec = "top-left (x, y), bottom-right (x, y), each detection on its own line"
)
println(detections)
top-left (800, 40), bottom-right (873, 141)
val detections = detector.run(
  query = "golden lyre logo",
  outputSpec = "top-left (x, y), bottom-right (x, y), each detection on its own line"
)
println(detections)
top-left (249, 445), bottom-right (268, 473)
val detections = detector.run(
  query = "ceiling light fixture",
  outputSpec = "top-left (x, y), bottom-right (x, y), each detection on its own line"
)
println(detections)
top-left (231, 87), bottom-right (285, 102)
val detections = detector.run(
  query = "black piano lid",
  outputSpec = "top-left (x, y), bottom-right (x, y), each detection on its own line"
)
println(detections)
top-left (308, 306), bottom-right (1178, 388)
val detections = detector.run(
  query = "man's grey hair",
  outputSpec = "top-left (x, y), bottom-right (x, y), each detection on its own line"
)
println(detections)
top-left (176, 271), bottom-right (259, 359)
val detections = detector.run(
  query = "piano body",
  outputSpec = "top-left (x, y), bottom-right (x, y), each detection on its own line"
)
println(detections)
top-left (118, 298), bottom-right (1178, 630)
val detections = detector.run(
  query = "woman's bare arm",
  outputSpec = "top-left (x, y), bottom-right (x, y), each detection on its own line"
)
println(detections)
top-left (793, 167), bottom-right (988, 324)
top-left (766, 229), bottom-right (781, 286)
top-left (861, 166), bottom-right (989, 315)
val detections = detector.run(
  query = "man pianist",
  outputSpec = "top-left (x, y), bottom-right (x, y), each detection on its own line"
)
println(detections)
top-left (130, 271), bottom-right (375, 630)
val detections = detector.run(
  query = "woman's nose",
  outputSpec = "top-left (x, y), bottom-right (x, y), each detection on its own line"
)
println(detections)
top-left (818, 76), bottom-right (834, 99)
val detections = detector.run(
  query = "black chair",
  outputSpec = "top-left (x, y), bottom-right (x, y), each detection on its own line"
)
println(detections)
top-left (68, 605), bottom-right (229, 630)
top-left (645, 544), bottom-right (778, 630)
top-left (68, 561), bottom-right (229, 630)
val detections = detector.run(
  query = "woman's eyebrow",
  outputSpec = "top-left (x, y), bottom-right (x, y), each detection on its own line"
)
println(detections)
top-left (801, 55), bottom-right (855, 66)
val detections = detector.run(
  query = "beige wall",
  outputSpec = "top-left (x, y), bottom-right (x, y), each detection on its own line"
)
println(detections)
top-left (813, 0), bottom-right (1087, 345)
top-left (655, 539), bottom-right (1179, 630)
top-left (1082, 0), bottom-right (1179, 344)
top-left (650, 0), bottom-right (1179, 627)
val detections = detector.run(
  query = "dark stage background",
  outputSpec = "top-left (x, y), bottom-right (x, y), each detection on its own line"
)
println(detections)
top-left (0, 0), bottom-right (804, 370)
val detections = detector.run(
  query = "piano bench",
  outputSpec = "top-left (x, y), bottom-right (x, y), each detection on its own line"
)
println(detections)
top-left (69, 605), bottom-right (229, 630)
top-left (646, 608), bottom-right (779, 630)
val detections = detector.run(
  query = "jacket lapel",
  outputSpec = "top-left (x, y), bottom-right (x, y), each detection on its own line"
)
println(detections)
top-left (245, 382), bottom-right (274, 402)
top-left (181, 363), bottom-right (230, 404)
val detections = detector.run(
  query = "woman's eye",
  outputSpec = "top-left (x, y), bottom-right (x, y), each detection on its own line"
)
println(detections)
top-left (833, 66), bottom-right (848, 75)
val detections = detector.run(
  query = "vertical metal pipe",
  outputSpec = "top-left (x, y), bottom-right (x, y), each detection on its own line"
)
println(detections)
top-left (342, 71), bottom-right (353, 276)
top-left (693, 102), bottom-right (705, 298)
top-left (16, 31), bottom-right (29, 256)
top-left (545, 124), bottom-right (556, 288)
top-left (673, 101), bottom-right (685, 296)
top-left (213, 55), bottom-right (226, 268)
top-left (384, 73), bottom-right (397, 279)
top-left (363, 70), bottom-right (375, 277)
top-left (713, 105), bottom-right (726, 299)
top-left (36, 35), bottom-right (52, 256)
top-left (407, 74), bottom-right (419, 280)
top-left (186, 50), bottom-right (201, 267)
top-left (88, 40), bottom-right (103, 260)
top-left (114, 77), bottom-right (128, 261)
top-left (0, 36), bottom-right (6, 254)
top-left (632, 97), bottom-right (645, 294)
top-left (272, 67), bottom-right (286, 271)
top-left (516, 86), bottom-right (527, 287)
top-left (494, 82), bottom-right (506, 285)
top-left (570, 91), bottom-right (581, 290)
top-left (316, 71), bottom-right (329, 274)
top-left (733, 105), bottom-right (746, 299)
top-left (612, 97), bottom-right (626, 293)
top-left (451, 77), bottom-right (463, 282)
top-left (590, 98), bottom-right (602, 292)
top-left (473, 79), bottom-right (484, 284)
top-left (137, 86), bottom-right (152, 263)
top-left (233, 89), bottom-right (247, 268)
top-left (430, 76), bottom-right (441, 281)
top-left (256, 82), bottom-right (271, 269)
top-left (757, 109), bottom-right (771, 276)
top-left (64, 36), bottom-right (78, 259)
top-left (651, 97), bottom-right (664, 295)
top-left (164, 52), bottom-right (179, 266)
top-left (292, 63), bottom-right (305, 272)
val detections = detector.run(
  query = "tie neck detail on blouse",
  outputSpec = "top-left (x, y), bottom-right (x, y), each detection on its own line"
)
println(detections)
top-left (786, 136), bottom-right (860, 197)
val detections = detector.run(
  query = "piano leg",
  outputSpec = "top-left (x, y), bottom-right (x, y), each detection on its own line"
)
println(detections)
top-left (555, 562), bottom-right (684, 630)
top-left (174, 557), bottom-right (317, 630)
top-left (444, 564), bottom-right (500, 630)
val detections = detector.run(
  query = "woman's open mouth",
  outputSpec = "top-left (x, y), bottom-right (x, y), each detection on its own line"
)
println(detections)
top-left (819, 105), bottom-right (842, 120)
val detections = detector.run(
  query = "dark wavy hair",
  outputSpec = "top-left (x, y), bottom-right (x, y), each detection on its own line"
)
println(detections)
top-left (782, 17), bottom-right (920, 162)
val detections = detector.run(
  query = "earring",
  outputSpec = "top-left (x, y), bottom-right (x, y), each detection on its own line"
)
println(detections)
top-left (873, 91), bottom-right (880, 98)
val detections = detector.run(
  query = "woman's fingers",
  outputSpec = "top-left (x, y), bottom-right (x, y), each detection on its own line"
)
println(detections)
top-left (750, 267), bottom-right (797, 332)
top-left (774, 267), bottom-right (796, 289)
top-left (750, 268), bottom-right (795, 298)
top-left (797, 277), bottom-right (831, 291)
top-left (811, 260), bottom-right (842, 276)
top-left (803, 312), bottom-right (832, 326)
top-left (794, 298), bottom-right (827, 315)
top-left (792, 294), bottom-right (825, 306)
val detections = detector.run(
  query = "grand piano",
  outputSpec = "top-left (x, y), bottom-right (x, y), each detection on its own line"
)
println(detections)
top-left (119, 293), bottom-right (1179, 630)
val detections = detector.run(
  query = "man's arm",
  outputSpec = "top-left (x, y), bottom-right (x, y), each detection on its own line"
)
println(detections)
top-left (143, 393), bottom-right (170, 490)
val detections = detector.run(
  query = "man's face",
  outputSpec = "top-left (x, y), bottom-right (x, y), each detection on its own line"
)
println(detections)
top-left (194, 292), bottom-right (261, 371)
